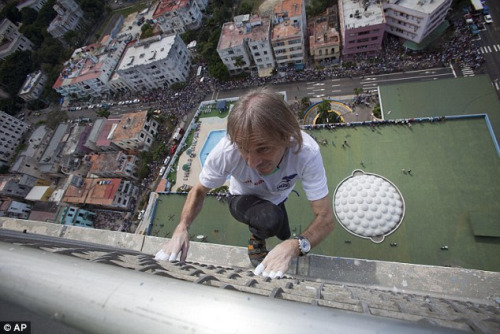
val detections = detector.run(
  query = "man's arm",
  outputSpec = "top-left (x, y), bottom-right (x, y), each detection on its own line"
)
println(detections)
top-left (255, 195), bottom-right (334, 278)
top-left (155, 182), bottom-right (211, 262)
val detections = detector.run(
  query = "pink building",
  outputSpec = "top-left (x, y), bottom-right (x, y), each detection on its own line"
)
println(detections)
top-left (338, 0), bottom-right (385, 62)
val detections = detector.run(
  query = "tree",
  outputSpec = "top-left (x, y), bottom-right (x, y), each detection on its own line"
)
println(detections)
top-left (141, 23), bottom-right (154, 39)
top-left (234, 56), bottom-right (246, 70)
top-left (209, 61), bottom-right (229, 81)
top-left (20, 7), bottom-right (38, 25)
top-left (238, 2), bottom-right (253, 15)
top-left (354, 87), bottom-right (364, 96)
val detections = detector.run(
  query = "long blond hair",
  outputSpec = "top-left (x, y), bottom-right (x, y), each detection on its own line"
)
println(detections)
top-left (227, 87), bottom-right (303, 152)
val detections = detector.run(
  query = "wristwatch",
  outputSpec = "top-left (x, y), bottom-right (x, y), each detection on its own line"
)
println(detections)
top-left (294, 235), bottom-right (311, 256)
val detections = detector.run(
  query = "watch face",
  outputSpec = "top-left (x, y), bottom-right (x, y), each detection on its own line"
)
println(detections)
top-left (300, 238), bottom-right (311, 253)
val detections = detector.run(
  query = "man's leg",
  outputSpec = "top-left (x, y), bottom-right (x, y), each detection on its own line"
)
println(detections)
top-left (228, 195), bottom-right (290, 240)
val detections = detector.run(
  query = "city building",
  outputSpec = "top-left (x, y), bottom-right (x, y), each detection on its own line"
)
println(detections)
top-left (16, 0), bottom-right (48, 12)
top-left (115, 34), bottom-right (191, 92)
top-left (18, 70), bottom-right (48, 102)
top-left (0, 175), bottom-right (34, 199)
top-left (59, 205), bottom-right (96, 228)
top-left (339, 0), bottom-right (385, 61)
top-left (93, 118), bottom-right (122, 152)
top-left (61, 177), bottom-right (138, 210)
top-left (52, 36), bottom-right (127, 99)
top-left (59, 123), bottom-right (92, 173)
top-left (47, 0), bottom-right (85, 40)
top-left (0, 199), bottom-right (32, 219)
top-left (271, 0), bottom-right (307, 70)
top-left (217, 15), bottom-right (275, 76)
top-left (152, 0), bottom-right (204, 34)
top-left (87, 151), bottom-right (139, 181)
top-left (10, 125), bottom-right (53, 179)
top-left (0, 111), bottom-right (30, 169)
top-left (0, 18), bottom-right (34, 60)
top-left (383, 0), bottom-right (452, 49)
top-left (110, 111), bottom-right (159, 152)
top-left (308, 5), bottom-right (341, 65)
top-left (37, 123), bottom-right (70, 178)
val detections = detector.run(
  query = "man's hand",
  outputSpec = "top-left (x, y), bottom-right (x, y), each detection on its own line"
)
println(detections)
top-left (253, 239), bottom-right (299, 279)
top-left (155, 226), bottom-right (190, 263)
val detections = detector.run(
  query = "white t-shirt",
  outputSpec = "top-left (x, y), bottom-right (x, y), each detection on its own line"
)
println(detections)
top-left (199, 131), bottom-right (329, 205)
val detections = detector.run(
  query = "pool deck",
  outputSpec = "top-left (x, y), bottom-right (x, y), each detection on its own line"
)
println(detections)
top-left (175, 116), bottom-right (228, 188)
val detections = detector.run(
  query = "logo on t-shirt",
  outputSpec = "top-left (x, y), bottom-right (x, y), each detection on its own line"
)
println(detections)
top-left (277, 174), bottom-right (297, 191)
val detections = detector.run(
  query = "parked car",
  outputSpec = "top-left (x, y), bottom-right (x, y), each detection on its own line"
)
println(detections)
top-left (484, 14), bottom-right (493, 24)
top-left (470, 24), bottom-right (479, 35)
top-left (159, 166), bottom-right (166, 176)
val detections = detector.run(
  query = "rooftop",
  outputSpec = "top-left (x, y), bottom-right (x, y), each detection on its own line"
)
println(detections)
top-left (342, 0), bottom-right (385, 29)
top-left (384, 0), bottom-right (447, 14)
top-left (218, 16), bottom-right (270, 50)
top-left (112, 110), bottom-right (148, 141)
top-left (116, 35), bottom-right (176, 71)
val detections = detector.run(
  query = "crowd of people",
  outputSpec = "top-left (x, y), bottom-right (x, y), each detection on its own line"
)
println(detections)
top-left (93, 210), bottom-right (132, 232)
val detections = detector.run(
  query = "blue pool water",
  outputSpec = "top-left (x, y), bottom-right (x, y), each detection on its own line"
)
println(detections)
top-left (200, 130), bottom-right (226, 167)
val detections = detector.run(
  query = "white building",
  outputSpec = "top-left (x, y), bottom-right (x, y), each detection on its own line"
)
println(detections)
top-left (16, 0), bottom-right (48, 12)
top-left (115, 34), bottom-right (191, 92)
top-left (18, 70), bottom-right (48, 102)
top-left (53, 36), bottom-right (127, 99)
top-left (217, 14), bottom-right (275, 76)
top-left (0, 19), bottom-right (34, 60)
top-left (47, 0), bottom-right (85, 40)
top-left (271, 0), bottom-right (307, 69)
top-left (0, 111), bottom-right (30, 169)
top-left (152, 0), bottom-right (204, 35)
top-left (383, 0), bottom-right (452, 45)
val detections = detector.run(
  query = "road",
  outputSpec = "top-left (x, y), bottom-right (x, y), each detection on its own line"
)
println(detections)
top-left (214, 67), bottom-right (456, 102)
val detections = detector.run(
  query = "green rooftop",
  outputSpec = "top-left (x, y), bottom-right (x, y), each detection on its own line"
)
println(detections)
top-left (150, 75), bottom-right (500, 272)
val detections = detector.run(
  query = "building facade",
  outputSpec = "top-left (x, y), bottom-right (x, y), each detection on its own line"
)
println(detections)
top-left (0, 19), bottom-right (34, 60)
top-left (339, 0), bottom-right (385, 61)
top-left (271, 0), bottom-right (307, 69)
top-left (18, 70), bottom-right (48, 102)
top-left (53, 36), bottom-right (127, 99)
top-left (309, 6), bottom-right (341, 65)
top-left (115, 34), bottom-right (191, 92)
top-left (110, 111), bottom-right (159, 152)
top-left (47, 0), bottom-right (85, 40)
top-left (0, 111), bottom-right (30, 168)
top-left (383, 0), bottom-right (452, 44)
top-left (152, 0), bottom-right (204, 35)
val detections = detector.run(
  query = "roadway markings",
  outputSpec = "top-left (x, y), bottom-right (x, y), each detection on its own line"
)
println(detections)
top-left (461, 65), bottom-right (475, 77)
top-left (480, 44), bottom-right (500, 54)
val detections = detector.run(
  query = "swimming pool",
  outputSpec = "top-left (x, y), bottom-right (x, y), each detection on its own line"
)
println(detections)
top-left (200, 130), bottom-right (226, 167)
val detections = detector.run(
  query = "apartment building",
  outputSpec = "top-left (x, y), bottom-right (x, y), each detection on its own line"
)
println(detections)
top-left (309, 5), bottom-right (341, 65)
top-left (383, 0), bottom-right (452, 46)
top-left (115, 34), bottom-right (191, 92)
top-left (271, 0), bottom-right (307, 69)
top-left (0, 19), bottom-right (34, 60)
top-left (87, 151), bottom-right (139, 181)
top-left (110, 111), bottom-right (159, 152)
top-left (47, 0), bottom-right (85, 40)
top-left (339, 0), bottom-right (385, 61)
top-left (0, 111), bottom-right (30, 169)
top-left (18, 70), bottom-right (48, 102)
top-left (152, 0), bottom-right (204, 34)
top-left (61, 177), bottom-right (138, 210)
top-left (218, 15), bottom-right (274, 76)
top-left (53, 36), bottom-right (127, 99)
